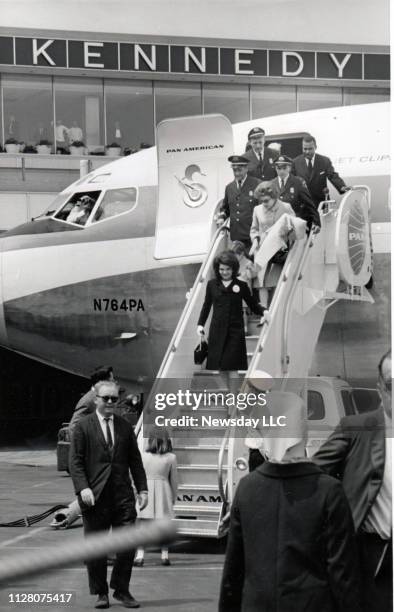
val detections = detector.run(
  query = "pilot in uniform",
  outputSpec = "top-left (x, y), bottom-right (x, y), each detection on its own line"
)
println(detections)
top-left (243, 127), bottom-right (279, 181)
top-left (219, 155), bottom-right (260, 251)
top-left (271, 155), bottom-right (321, 229)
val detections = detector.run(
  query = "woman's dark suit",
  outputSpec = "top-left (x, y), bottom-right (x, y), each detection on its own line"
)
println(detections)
top-left (197, 278), bottom-right (264, 371)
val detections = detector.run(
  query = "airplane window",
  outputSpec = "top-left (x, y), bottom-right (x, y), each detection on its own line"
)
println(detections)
top-left (92, 188), bottom-right (137, 223)
top-left (341, 390), bottom-right (357, 416)
top-left (53, 191), bottom-right (101, 225)
top-left (351, 388), bottom-right (380, 414)
top-left (307, 390), bottom-right (325, 420)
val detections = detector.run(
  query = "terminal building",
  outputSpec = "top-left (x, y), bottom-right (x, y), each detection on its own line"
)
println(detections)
top-left (0, 0), bottom-right (390, 230)
top-left (0, 1), bottom-right (389, 437)
top-left (0, 31), bottom-right (389, 148)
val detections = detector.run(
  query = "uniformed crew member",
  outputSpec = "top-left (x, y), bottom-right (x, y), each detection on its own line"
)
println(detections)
top-left (272, 155), bottom-right (321, 230)
top-left (243, 127), bottom-right (279, 181)
top-left (218, 155), bottom-right (260, 250)
top-left (292, 134), bottom-right (350, 207)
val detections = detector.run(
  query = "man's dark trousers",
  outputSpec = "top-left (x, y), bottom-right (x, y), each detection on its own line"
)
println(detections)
top-left (81, 475), bottom-right (136, 595)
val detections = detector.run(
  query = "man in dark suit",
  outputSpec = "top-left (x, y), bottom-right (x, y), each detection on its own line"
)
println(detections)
top-left (314, 350), bottom-right (392, 612)
top-left (243, 126), bottom-right (279, 181)
top-left (69, 380), bottom-right (148, 609)
top-left (272, 155), bottom-right (321, 229)
top-left (292, 134), bottom-right (350, 207)
top-left (218, 155), bottom-right (260, 250)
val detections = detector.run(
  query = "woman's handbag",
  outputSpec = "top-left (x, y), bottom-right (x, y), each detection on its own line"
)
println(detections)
top-left (270, 244), bottom-right (289, 265)
top-left (194, 338), bottom-right (208, 365)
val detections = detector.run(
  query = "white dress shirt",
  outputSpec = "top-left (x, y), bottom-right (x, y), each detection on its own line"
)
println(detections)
top-left (362, 415), bottom-right (392, 540)
top-left (305, 154), bottom-right (315, 168)
top-left (96, 410), bottom-right (115, 446)
top-left (236, 175), bottom-right (247, 189)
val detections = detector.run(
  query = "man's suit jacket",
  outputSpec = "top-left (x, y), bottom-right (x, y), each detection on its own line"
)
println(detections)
top-left (313, 408), bottom-right (385, 532)
top-left (68, 388), bottom-right (96, 435)
top-left (244, 147), bottom-right (278, 181)
top-left (69, 412), bottom-right (147, 512)
top-left (220, 176), bottom-right (260, 243)
top-left (272, 174), bottom-right (321, 228)
top-left (219, 461), bottom-right (361, 612)
top-left (292, 153), bottom-right (347, 206)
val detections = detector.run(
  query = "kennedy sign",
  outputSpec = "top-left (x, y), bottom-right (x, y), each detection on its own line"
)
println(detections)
top-left (0, 36), bottom-right (389, 81)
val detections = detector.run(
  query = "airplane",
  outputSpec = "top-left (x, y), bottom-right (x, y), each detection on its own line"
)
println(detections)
top-left (0, 102), bottom-right (389, 425)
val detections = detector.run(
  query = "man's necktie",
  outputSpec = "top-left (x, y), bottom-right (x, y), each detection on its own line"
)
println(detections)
top-left (238, 180), bottom-right (242, 190)
top-left (258, 152), bottom-right (263, 177)
top-left (104, 417), bottom-right (113, 450)
top-left (307, 158), bottom-right (313, 179)
top-left (280, 179), bottom-right (284, 190)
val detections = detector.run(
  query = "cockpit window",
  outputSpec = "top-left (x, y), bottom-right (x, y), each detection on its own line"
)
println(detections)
top-left (91, 188), bottom-right (137, 223)
top-left (41, 193), bottom-right (70, 218)
top-left (53, 191), bottom-right (101, 226)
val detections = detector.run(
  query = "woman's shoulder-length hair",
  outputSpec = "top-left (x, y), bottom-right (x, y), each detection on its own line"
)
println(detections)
top-left (213, 250), bottom-right (240, 280)
top-left (146, 433), bottom-right (173, 454)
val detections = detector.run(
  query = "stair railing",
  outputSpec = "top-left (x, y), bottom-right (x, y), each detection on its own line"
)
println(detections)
top-left (135, 204), bottom-right (229, 438)
top-left (217, 216), bottom-right (321, 507)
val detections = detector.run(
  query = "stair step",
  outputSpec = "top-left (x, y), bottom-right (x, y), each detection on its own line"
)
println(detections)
top-left (174, 503), bottom-right (222, 515)
top-left (172, 436), bottom-right (224, 446)
top-left (173, 444), bottom-right (222, 449)
top-left (178, 483), bottom-right (219, 491)
top-left (174, 446), bottom-right (227, 465)
top-left (177, 486), bottom-right (222, 503)
top-left (177, 465), bottom-right (222, 486)
top-left (173, 518), bottom-right (221, 537)
top-left (178, 464), bottom-right (220, 470)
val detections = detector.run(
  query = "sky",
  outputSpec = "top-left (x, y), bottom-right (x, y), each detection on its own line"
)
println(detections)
top-left (0, 0), bottom-right (389, 45)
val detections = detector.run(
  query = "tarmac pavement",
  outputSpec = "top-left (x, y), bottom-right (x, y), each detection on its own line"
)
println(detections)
top-left (0, 452), bottom-right (224, 612)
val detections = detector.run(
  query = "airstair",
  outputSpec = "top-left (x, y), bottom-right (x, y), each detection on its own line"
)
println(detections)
top-left (135, 183), bottom-right (373, 537)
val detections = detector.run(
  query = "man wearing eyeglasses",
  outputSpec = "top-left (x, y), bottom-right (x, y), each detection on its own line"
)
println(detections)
top-left (314, 350), bottom-right (392, 612)
top-left (69, 380), bottom-right (148, 609)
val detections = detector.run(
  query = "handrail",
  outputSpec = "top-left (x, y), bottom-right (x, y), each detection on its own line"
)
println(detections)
top-left (135, 204), bottom-right (229, 437)
top-left (281, 228), bottom-right (319, 376)
top-left (160, 221), bottom-right (230, 377)
top-left (217, 232), bottom-right (304, 505)
top-left (217, 220), bottom-right (316, 505)
top-left (217, 412), bottom-right (232, 505)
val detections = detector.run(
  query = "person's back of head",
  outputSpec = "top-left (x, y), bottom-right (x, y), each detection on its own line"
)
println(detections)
top-left (146, 427), bottom-right (173, 454)
top-left (90, 365), bottom-right (114, 386)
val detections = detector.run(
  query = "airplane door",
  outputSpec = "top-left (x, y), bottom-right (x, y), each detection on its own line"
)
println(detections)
top-left (154, 114), bottom-right (234, 259)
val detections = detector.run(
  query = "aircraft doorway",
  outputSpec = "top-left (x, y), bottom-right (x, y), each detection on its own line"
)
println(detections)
top-left (266, 132), bottom-right (309, 158)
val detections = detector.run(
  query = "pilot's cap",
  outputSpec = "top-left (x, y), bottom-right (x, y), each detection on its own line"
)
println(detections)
top-left (248, 127), bottom-right (265, 140)
top-left (228, 155), bottom-right (248, 167)
top-left (274, 155), bottom-right (293, 166)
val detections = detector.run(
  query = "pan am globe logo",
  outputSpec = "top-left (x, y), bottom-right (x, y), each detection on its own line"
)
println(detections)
top-left (347, 202), bottom-right (366, 274)
top-left (175, 164), bottom-right (208, 208)
top-left (336, 189), bottom-right (371, 287)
